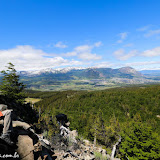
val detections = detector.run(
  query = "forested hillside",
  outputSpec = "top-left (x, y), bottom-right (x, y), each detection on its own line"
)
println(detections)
top-left (27, 84), bottom-right (160, 159)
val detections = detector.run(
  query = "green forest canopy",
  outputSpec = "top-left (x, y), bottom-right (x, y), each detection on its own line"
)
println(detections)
top-left (26, 84), bottom-right (160, 159)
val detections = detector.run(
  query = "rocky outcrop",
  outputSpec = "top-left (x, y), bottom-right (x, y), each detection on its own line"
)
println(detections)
top-left (51, 113), bottom-right (121, 160)
top-left (51, 122), bottom-right (111, 160)
top-left (0, 122), bottom-right (55, 160)
top-left (52, 135), bottom-right (116, 160)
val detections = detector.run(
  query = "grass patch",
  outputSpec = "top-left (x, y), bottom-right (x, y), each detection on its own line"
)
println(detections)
top-left (25, 98), bottom-right (41, 104)
top-left (94, 152), bottom-right (108, 160)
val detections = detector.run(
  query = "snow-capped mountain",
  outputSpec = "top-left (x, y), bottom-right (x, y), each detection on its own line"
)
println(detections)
top-left (19, 67), bottom-right (86, 76)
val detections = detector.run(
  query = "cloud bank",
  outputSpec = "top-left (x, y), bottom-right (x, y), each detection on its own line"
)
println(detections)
top-left (141, 47), bottom-right (160, 57)
top-left (0, 45), bottom-right (81, 71)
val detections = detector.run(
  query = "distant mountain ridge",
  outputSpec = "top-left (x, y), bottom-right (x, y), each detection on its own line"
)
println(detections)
top-left (20, 66), bottom-right (142, 79)
top-left (11, 67), bottom-right (160, 90)
top-left (140, 70), bottom-right (160, 76)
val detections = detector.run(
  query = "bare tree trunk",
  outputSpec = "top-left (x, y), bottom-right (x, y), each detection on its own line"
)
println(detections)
top-left (111, 136), bottom-right (121, 159)
top-left (94, 134), bottom-right (96, 146)
top-left (39, 107), bottom-right (41, 117)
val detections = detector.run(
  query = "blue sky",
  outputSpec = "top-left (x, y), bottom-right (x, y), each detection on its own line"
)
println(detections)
top-left (0, 0), bottom-right (160, 71)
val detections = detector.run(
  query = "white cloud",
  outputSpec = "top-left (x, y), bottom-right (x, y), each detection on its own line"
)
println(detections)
top-left (114, 49), bottom-right (137, 60)
top-left (137, 25), bottom-right (151, 31)
top-left (74, 45), bottom-right (92, 52)
top-left (126, 61), bottom-right (160, 66)
top-left (95, 62), bottom-right (113, 68)
top-left (94, 41), bottom-right (102, 47)
top-left (0, 45), bottom-right (81, 71)
top-left (78, 52), bottom-right (101, 60)
top-left (114, 49), bottom-right (125, 57)
top-left (125, 61), bottom-right (160, 71)
top-left (65, 51), bottom-right (77, 56)
top-left (141, 47), bottom-right (160, 57)
top-left (136, 25), bottom-right (160, 38)
top-left (117, 32), bottom-right (128, 43)
top-left (144, 29), bottom-right (160, 37)
top-left (54, 41), bottom-right (68, 48)
top-left (124, 43), bottom-right (134, 47)
top-left (139, 67), bottom-right (160, 71)
top-left (65, 42), bottom-right (102, 61)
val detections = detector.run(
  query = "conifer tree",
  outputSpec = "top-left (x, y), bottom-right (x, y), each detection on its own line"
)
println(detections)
top-left (90, 109), bottom-right (105, 146)
top-left (0, 62), bottom-right (26, 103)
top-left (120, 115), bottom-right (160, 160)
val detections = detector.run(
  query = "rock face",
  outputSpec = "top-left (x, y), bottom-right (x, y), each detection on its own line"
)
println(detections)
top-left (16, 135), bottom-right (34, 160)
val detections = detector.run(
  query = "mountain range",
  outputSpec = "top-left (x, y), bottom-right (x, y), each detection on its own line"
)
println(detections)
top-left (17, 66), bottom-right (160, 91)
top-left (20, 66), bottom-right (141, 78)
